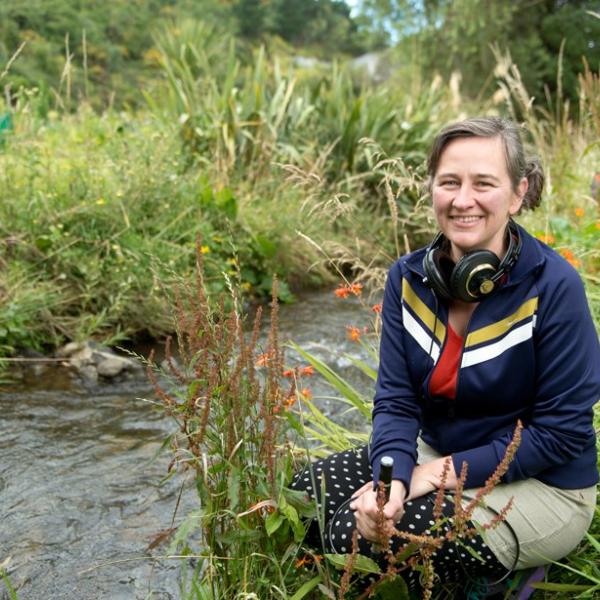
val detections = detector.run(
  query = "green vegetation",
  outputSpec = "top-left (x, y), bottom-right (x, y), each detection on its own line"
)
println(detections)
top-left (0, 0), bottom-right (375, 110)
top-left (1, 1), bottom-right (598, 112)
top-left (358, 0), bottom-right (600, 105)
top-left (0, 3), bottom-right (599, 597)
top-left (0, 5), bottom-right (598, 359)
top-left (0, 24), bottom-right (467, 356)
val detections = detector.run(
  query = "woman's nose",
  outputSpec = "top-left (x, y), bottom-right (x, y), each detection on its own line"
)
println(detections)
top-left (452, 184), bottom-right (475, 208)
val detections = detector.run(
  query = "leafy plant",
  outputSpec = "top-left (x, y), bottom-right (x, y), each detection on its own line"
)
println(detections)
top-left (145, 255), bottom-right (326, 598)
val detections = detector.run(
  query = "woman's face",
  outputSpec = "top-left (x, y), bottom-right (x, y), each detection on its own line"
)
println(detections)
top-left (431, 136), bottom-right (527, 260)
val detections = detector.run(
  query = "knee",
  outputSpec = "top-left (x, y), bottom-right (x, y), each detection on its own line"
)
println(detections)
top-left (327, 504), bottom-right (361, 554)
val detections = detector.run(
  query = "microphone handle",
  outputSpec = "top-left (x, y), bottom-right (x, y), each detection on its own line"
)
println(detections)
top-left (377, 455), bottom-right (394, 502)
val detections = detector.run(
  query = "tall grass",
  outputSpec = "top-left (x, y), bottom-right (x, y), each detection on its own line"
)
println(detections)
top-left (0, 24), bottom-right (470, 357)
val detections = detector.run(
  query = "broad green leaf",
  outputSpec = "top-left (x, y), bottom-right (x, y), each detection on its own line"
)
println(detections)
top-left (372, 575), bottom-right (410, 600)
top-left (290, 342), bottom-right (370, 418)
top-left (254, 234), bottom-right (277, 259)
top-left (265, 511), bottom-right (284, 536)
top-left (289, 575), bottom-right (322, 600)
top-left (392, 542), bottom-right (418, 563)
top-left (216, 187), bottom-right (238, 220)
top-left (282, 503), bottom-right (304, 542)
top-left (325, 553), bottom-right (381, 574)
top-left (281, 503), bottom-right (300, 527)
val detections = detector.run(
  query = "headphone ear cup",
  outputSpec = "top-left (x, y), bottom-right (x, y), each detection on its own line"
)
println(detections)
top-left (450, 251), bottom-right (500, 302)
top-left (424, 247), bottom-right (455, 302)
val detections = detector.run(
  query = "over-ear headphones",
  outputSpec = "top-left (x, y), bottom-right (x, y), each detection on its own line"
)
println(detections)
top-left (422, 220), bottom-right (521, 303)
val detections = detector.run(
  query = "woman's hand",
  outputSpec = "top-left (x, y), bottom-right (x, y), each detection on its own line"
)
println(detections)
top-left (348, 479), bottom-right (406, 542)
top-left (406, 457), bottom-right (457, 501)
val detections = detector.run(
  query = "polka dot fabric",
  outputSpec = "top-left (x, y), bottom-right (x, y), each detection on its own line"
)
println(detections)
top-left (290, 445), bottom-right (508, 590)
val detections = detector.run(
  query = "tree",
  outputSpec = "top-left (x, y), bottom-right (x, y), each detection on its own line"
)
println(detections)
top-left (353, 0), bottom-right (600, 104)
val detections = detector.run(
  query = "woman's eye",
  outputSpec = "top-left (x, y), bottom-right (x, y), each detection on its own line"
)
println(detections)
top-left (440, 180), bottom-right (458, 187)
top-left (476, 181), bottom-right (492, 187)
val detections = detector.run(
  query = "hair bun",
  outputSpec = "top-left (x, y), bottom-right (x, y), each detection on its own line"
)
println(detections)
top-left (522, 158), bottom-right (544, 211)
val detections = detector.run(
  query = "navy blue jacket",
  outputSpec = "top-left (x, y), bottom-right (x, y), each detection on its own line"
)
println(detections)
top-left (371, 225), bottom-right (600, 492)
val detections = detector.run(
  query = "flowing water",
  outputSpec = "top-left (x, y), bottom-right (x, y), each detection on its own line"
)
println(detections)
top-left (0, 291), bottom-right (377, 600)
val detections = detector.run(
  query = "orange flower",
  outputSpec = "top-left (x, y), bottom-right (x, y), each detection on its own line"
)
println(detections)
top-left (282, 369), bottom-right (295, 378)
top-left (295, 555), bottom-right (312, 568)
top-left (335, 282), bottom-right (363, 297)
top-left (255, 353), bottom-right (270, 367)
top-left (346, 325), bottom-right (361, 342)
top-left (334, 285), bottom-right (351, 298)
top-left (536, 233), bottom-right (555, 245)
top-left (372, 303), bottom-right (382, 314)
top-left (596, 221), bottom-right (600, 230)
top-left (574, 207), bottom-right (585, 218)
top-left (559, 248), bottom-right (581, 269)
top-left (300, 387), bottom-right (313, 400)
top-left (300, 365), bottom-right (315, 376)
top-left (349, 282), bottom-right (363, 296)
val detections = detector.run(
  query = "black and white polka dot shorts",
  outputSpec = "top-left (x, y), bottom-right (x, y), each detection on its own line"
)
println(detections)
top-left (290, 445), bottom-right (509, 590)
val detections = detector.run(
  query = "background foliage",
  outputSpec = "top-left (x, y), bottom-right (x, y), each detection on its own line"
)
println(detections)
top-left (1, 1), bottom-right (599, 111)
top-left (0, 0), bottom-right (598, 357)
top-left (0, 1), bottom-right (599, 598)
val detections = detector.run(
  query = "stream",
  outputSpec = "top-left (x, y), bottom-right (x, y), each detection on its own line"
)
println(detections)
top-left (0, 290), bottom-right (378, 600)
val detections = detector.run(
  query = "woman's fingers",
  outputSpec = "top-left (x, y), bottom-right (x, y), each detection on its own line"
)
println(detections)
top-left (383, 480), bottom-right (406, 521)
top-left (349, 481), bottom-right (406, 542)
top-left (348, 481), bottom-right (375, 511)
top-left (354, 512), bottom-right (395, 541)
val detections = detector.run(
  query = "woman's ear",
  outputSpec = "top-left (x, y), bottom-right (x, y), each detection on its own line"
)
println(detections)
top-left (509, 177), bottom-right (528, 214)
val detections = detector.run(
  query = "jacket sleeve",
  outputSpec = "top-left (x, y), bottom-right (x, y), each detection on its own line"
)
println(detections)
top-left (371, 262), bottom-right (422, 491)
top-left (452, 266), bottom-right (600, 488)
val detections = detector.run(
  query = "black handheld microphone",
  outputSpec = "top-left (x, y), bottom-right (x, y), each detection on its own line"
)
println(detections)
top-left (376, 455), bottom-right (394, 502)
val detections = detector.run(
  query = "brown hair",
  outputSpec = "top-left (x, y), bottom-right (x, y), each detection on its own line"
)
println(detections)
top-left (427, 117), bottom-right (544, 211)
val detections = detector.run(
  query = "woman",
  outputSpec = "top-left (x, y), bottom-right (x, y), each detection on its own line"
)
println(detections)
top-left (291, 117), bottom-right (600, 591)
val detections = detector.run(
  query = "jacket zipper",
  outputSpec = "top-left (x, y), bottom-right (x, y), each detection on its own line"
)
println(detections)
top-left (452, 305), bottom-right (480, 417)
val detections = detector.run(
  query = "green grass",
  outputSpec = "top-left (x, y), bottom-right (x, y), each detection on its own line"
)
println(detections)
top-left (1, 27), bottom-right (599, 598)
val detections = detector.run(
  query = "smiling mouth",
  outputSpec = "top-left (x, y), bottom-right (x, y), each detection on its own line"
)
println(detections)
top-left (450, 216), bottom-right (483, 223)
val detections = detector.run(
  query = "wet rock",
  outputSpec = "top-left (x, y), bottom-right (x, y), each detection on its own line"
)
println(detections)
top-left (97, 356), bottom-right (131, 378)
top-left (56, 341), bottom-right (143, 381)
top-left (79, 364), bottom-right (99, 384)
top-left (56, 341), bottom-right (85, 358)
